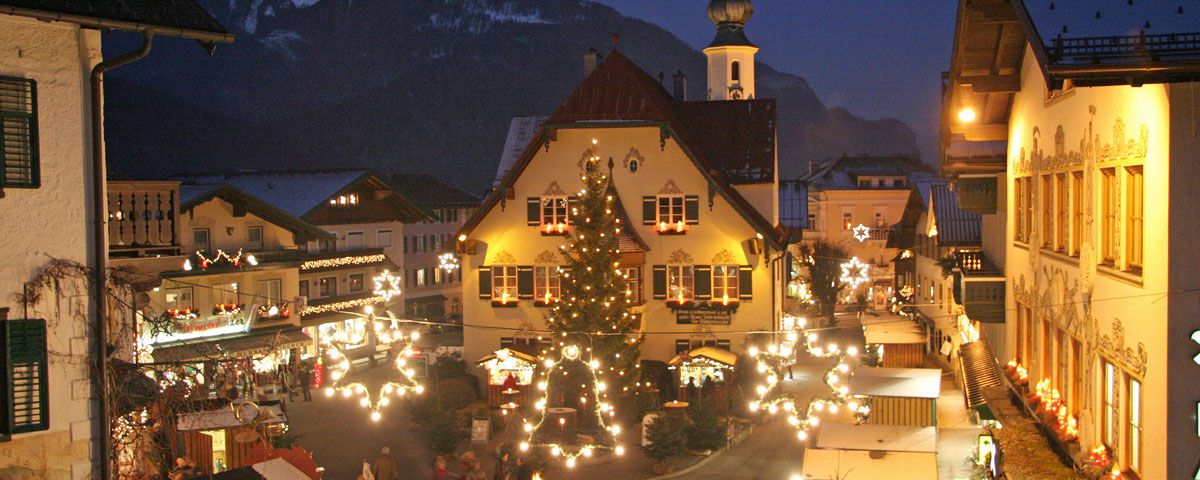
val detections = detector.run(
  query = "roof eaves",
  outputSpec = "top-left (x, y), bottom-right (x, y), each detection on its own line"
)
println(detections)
top-left (0, 5), bottom-right (234, 44)
top-left (182, 184), bottom-right (334, 241)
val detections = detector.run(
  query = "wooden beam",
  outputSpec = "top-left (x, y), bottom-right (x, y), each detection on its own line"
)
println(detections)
top-left (964, 74), bottom-right (1021, 93)
top-left (949, 123), bottom-right (1008, 142)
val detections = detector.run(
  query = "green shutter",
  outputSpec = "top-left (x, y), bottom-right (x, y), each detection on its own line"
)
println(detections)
top-left (517, 266), bottom-right (534, 299)
top-left (694, 265), bottom-right (712, 299)
top-left (652, 265), bottom-right (667, 299)
top-left (527, 198), bottom-right (540, 226)
top-left (739, 266), bottom-right (753, 300)
top-left (0, 76), bottom-right (39, 189)
top-left (2, 319), bottom-right (48, 434)
top-left (685, 195), bottom-right (700, 224)
top-left (642, 197), bottom-right (656, 225)
top-left (478, 268), bottom-right (492, 299)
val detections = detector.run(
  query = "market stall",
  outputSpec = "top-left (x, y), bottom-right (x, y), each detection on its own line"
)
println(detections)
top-left (476, 348), bottom-right (537, 408)
top-left (802, 422), bottom-right (938, 479)
top-left (848, 367), bottom-right (941, 428)
top-left (861, 315), bottom-right (927, 368)
top-left (176, 402), bottom-right (288, 474)
top-left (668, 346), bottom-right (737, 403)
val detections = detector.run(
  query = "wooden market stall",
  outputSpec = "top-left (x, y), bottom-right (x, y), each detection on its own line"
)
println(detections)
top-left (476, 348), bottom-right (537, 408)
top-left (861, 316), bottom-right (927, 368)
top-left (176, 403), bottom-right (287, 474)
top-left (849, 367), bottom-right (941, 427)
top-left (802, 422), bottom-right (938, 479)
top-left (668, 346), bottom-right (737, 403)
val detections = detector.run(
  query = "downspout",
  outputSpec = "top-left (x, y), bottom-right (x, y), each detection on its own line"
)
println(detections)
top-left (90, 31), bottom-right (153, 480)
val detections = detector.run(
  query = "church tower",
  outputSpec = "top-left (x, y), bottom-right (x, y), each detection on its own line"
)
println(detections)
top-left (704, 0), bottom-right (757, 100)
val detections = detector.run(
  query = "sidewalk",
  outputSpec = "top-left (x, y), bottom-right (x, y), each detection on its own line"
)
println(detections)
top-left (933, 360), bottom-right (981, 480)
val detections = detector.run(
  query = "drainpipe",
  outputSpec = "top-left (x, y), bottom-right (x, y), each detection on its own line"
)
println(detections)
top-left (90, 31), bottom-right (153, 480)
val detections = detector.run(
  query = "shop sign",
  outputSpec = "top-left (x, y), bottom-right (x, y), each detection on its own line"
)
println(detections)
top-left (148, 313), bottom-right (250, 345)
top-left (676, 308), bottom-right (732, 325)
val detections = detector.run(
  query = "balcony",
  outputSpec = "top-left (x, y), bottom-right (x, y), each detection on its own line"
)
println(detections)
top-left (952, 251), bottom-right (1005, 324)
top-left (300, 291), bottom-right (387, 325)
top-left (108, 181), bottom-right (182, 258)
top-left (298, 248), bottom-right (394, 273)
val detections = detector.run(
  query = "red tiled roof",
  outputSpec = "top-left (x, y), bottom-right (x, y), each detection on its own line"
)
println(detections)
top-left (546, 51), bottom-right (677, 124)
top-left (607, 183), bottom-right (649, 253)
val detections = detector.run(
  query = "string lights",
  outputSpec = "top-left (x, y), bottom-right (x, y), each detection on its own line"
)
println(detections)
top-left (299, 253), bottom-right (388, 271)
top-left (183, 248), bottom-right (257, 271)
top-left (518, 343), bottom-right (624, 467)
top-left (320, 313), bottom-right (424, 422)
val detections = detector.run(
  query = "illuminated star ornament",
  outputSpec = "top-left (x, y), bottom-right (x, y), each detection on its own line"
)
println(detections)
top-left (748, 315), bottom-right (870, 442)
top-left (839, 257), bottom-right (870, 288)
top-left (438, 252), bottom-right (460, 272)
top-left (518, 343), bottom-right (625, 467)
top-left (372, 270), bottom-right (402, 301)
top-left (321, 317), bottom-right (424, 422)
top-left (852, 224), bottom-right (871, 242)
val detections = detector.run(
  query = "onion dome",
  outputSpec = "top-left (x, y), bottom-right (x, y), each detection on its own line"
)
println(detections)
top-left (708, 0), bottom-right (754, 27)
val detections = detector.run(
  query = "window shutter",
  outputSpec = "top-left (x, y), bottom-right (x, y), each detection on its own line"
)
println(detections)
top-left (694, 265), bottom-right (712, 300)
top-left (739, 265), bottom-right (753, 299)
top-left (0, 77), bottom-right (39, 189)
top-left (2, 319), bottom-right (48, 434)
top-left (685, 195), bottom-right (700, 224)
top-left (527, 197), bottom-right (540, 226)
top-left (478, 268), bottom-right (492, 299)
top-left (642, 196), bottom-right (656, 225)
top-left (517, 266), bottom-right (534, 299)
top-left (567, 196), bottom-right (579, 223)
top-left (675, 339), bottom-right (691, 354)
top-left (652, 265), bottom-right (667, 299)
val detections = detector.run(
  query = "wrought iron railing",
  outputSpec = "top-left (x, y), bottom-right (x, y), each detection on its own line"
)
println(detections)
top-left (1050, 32), bottom-right (1200, 63)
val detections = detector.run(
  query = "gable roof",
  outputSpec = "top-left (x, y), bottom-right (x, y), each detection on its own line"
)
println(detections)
top-left (389, 174), bottom-right (480, 209)
top-left (929, 183), bottom-right (981, 246)
top-left (179, 184), bottom-right (333, 243)
top-left (468, 50), bottom-right (782, 248)
top-left (179, 169), bottom-right (427, 223)
top-left (495, 116), bottom-right (546, 187)
top-left (801, 154), bottom-right (938, 190)
top-left (0, 0), bottom-right (233, 44)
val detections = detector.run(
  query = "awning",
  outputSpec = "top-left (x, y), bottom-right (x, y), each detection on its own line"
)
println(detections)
top-left (958, 340), bottom-right (1004, 410)
top-left (176, 403), bottom-right (287, 431)
top-left (476, 348), bottom-right (538, 366)
top-left (150, 328), bottom-right (311, 363)
top-left (668, 346), bottom-right (738, 367)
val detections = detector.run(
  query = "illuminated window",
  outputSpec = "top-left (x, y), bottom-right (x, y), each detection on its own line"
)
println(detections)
top-left (348, 274), bottom-right (364, 293)
top-left (842, 212), bottom-right (852, 230)
top-left (1127, 377), bottom-right (1142, 473)
top-left (1103, 361), bottom-right (1117, 447)
top-left (1101, 168), bottom-right (1117, 264)
top-left (416, 269), bottom-right (427, 287)
top-left (164, 287), bottom-right (193, 310)
top-left (667, 265), bottom-right (694, 303)
top-left (874, 212), bottom-right (886, 228)
top-left (534, 266), bottom-right (560, 303)
top-left (329, 193), bottom-right (359, 206)
top-left (1071, 337), bottom-right (1082, 414)
top-left (256, 279), bottom-right (281, 307)
top-left (657, 195), bottom-right (685, 226)
top-left (1126, 166), bottom-right (1143, 272)
top-left (1071, 171), bottom-right (1082, 256)
top-left (540, 196), bottom-right (569, 228)
top-left (1042, 320), bottom-right (1053, 382)
top-left (1041, 174), bottom-right (1053, 249)
top-left (712, 265), bottom-right (740, 302)
top-left (491, 266), bottom-right (518, 301)
top-left (624, 267), bottom-right (642, 304)
top-left (318, 277), bottom-right (337, 297)
top-left (1056, 173), bottom-right (1067, 252)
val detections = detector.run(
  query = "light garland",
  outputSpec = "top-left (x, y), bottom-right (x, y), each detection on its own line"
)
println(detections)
top-left (300, 253), bottom-right (387, 271)
top-left (839, 257), bottom-right (870, 288)
top-left (438, 252), bottom-right (461, 272)
top-left (320, 315), bottom-right (424, 422)
top-left (183, 248), bottom-right (257, 271)
top-left (852, 224), bottom-right (871, 242)
top-left (748, 314), bottom-right (870, 442)
top-left (372, 270), bottom-right (402, 301)
top-left (518, 343), bottom-right (624, 467)
top-left (301, 295), bottom-right (386, 317)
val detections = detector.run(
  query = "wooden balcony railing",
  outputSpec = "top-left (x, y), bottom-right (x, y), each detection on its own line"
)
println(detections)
top-left (108, 181), bottom-right (181, 257)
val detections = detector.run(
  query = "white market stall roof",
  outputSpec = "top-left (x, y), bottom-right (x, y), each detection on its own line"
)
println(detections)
top-left (251, 458), bottom-right (312, 480)
top-left (848, 367), bottom-right (941, 399)
top-left (668, 346), bottom-right (738, 367)
top-left (476, 348), bottom-right (538, 366)
top-left (861, 316), bottom-right (925, 345)
top-left (801, 448), bottom-right (938, 480)
top-left (815, 423), bottom-right (936, 453)
top-left (176, 404), bottom-right (287, 431)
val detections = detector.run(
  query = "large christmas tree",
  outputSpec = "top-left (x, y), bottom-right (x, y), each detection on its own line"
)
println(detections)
top-left (537, 155), bottom-right (643, 440)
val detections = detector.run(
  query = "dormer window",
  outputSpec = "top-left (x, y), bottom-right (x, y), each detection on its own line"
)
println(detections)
top-left (329, 193), bottom-right (359, 207)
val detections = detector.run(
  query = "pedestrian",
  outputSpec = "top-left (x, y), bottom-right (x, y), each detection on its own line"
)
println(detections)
top-left (513, 456), bottom-right (533, 480)
top-left (493, 448), bottom-right (511, 480)
top-left (685, 377), bottom-right (697, 402)
top-left (374, 447), bottom-right (398, 480)
top-left (298, 362), bottom-right (312, 401)
top-left (431, 457), bottom-right (451, 480)
top-left (459, 451), bottom-right (486, 480)
top-left (501, 372), bottom-right (518, 392)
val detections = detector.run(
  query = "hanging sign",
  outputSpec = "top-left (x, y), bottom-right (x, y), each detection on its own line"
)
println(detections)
top-left (676, 308), bottom-right (733, 325)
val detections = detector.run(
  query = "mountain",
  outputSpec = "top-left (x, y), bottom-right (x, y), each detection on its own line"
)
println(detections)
top-left (104, 0), bottom-right (918, 194)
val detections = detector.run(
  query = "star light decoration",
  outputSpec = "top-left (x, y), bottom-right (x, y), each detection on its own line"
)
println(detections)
top-left (852, 224), bottom-right (871, 242)
top-left (839, 257), bottom-right (870, 288)
top-left (517, 343), bottom-right (625, 468)
top-left (372, 270), bottom-right (402, 301)
top-left (438, 252), bottom-right (460, 272)
top-left (748, 315), bottom-right (871, 442)
top-left (321, 314), bottom-right (423, 422)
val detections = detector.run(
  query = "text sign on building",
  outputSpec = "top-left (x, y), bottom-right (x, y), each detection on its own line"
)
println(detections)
top-left (676, 308), bottom-right (733, 325)
top-left (956, 177), bottom-right (998, 214)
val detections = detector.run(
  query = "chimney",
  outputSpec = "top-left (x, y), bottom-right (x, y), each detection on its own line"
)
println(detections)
top-left (583, 47), bottom-right (600, 77)
top-left (808, 160), bottom-right (817, 177)
top-left (672, 70), bottom-right (688, 101)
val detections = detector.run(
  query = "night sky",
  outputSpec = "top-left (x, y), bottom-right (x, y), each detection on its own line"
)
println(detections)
top-left (597, 1), bottom-right (958, 163)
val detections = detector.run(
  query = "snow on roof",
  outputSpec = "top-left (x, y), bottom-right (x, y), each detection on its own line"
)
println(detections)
top-left (848, 367), bottom-right (942, 399)
top-left (801, 154), bottom-right (938, 190)
top-left (495, 116), bottom-right (545, 187)
top-left (802, 448), bottom-right (938, 479)
top-left (181, 170), bottom-right (369, 218)
top-left (861, 316), bottom-right (926, 345)
top-left (176, 403), bottom-right (286, 431)
top-left (815, 423), bottom-right (937, 453)
top-left (251, 458), bottom-right (312, 480)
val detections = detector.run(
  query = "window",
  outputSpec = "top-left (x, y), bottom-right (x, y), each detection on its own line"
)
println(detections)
top-left (348, 274), bottom-right (365, 293)
top-left (1103, 361), bottom-right (1117, 447)
top-left (1126, 166), bottom-right (1143, 271)
top-left (807, 213), bottom-right (817, 230)
top-left (450, 297), bottom-right (461, 314)
top-left (624, 267), bottom-right (642, 304)
top-left (193, 228), bottom-right (211, 253)
top-left (628, 157), bottom-right (640, 173)
top-left (434, 267), bottom-right (444, 285)
top-left (164, 287), bottom-right (194, 310)
top-left (874, 212), bottom-right (886, 228)
top-left (1, 319), bottom-right (49, 434)
top-left (1015, 177), bottom-right (1026, 242)
top-left (1071, 337), bottom-right (1083, 414)
top-left (256, 279), bottom-right (281, 307)
top-left (1101, 168), bottom-right (1117, 264)
top-left (538, 196), bottom-right (569, 232)
top-left (403, 235), bottom-right (408, 254)
top-left (318, 238), bottom-right (335, 253)
top-left (712, 265), bottom-right (740, 303)
top-left (299, 280), bottom-right (309, 298)
top-left (1042, 320), bottom-right (1053, 382)
top-left (0, 77), bottom-right (39, 189)
top-left (1056, 174), bottom-right (1067, 252)
top-left (329, 193), bottom-right (359, 206)
top-left (247, 226), bottom-right (264, 251)
top-left (667, 265), bottom-right (694, 303)
top-left (657, 195), bottom-right (685, 227)
top-left (491, 266), bottom-right (518, 302)
top-left (1127, 377), bottom-right (1142, 473)
top-left (377, 229), bottom-right (392, 248)
top-left (1055, 329), bottom-right (1067, 391)
top-left (1014, 301), bottom-right (1025, 362)
top-left (534, 266), bottom-right (560, 303)
top-left (1041, 174), bottom-right (1053, 249)
top-left (1071, 171), bottom-right (1082, 256)
top-left (318, 277), bottom-right (337, 297)
top-left (345, 231), bottom-right (364, 251)
top-left (858, 179), bottom-right (871, 188)
top-left (731, 61), bottom-right (740, 81)
top-left (842, 212), bottom-right (853, 230)
top-left (215, 283), bottom-right (239, 305)
top-left (416, 269), bottom-right (427, 287)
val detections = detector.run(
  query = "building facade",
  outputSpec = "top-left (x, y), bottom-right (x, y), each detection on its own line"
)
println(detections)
top-left (389, 174), bottom-right (480, 319)
top-left (458, 4), bottom-right (786, 379)
top-left (943, 1), bottom-right (1200, 477)
top-left (0, 4), bottom-right (229, 478)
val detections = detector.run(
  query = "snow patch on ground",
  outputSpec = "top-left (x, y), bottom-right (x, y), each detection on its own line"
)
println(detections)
top-left (258, 30), bottom-right (305, 60)
top-left (481, 7), bottom-right (552, 24)
top-left (291, 0), bottom-right (321, 8)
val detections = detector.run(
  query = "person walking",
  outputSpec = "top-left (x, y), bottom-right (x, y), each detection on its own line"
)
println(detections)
top-left (459, 451), bottom-right (486, 480)
top-left (492, 449), bottom-right (511, 480)
top-left (513, 456), bottom-right (533, 480)
top-left (298, 362), bottom-right (312, 401)
top-left (431, 457), bottom-right (451, 480)
top-left (373, 447), bottom-right (398, 480)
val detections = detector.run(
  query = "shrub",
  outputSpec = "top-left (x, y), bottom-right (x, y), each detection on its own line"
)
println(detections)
top-left (437, 378), bottom-right (476, 412)
top-left (686, 401), bottom-right (726, 452)
top-left (427, 410), bottom-right (465, 456)
top-left (641, 413), bottom-right (687, 463)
